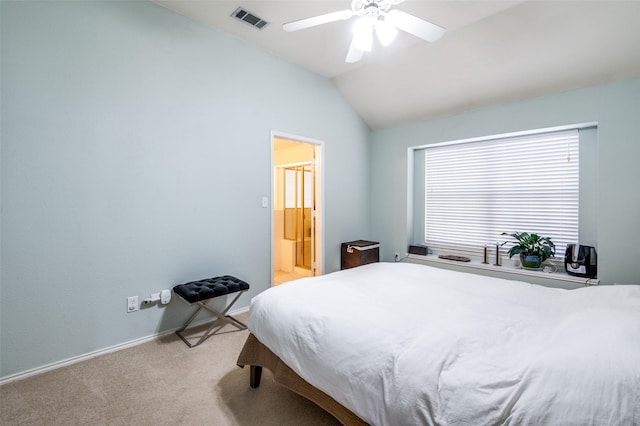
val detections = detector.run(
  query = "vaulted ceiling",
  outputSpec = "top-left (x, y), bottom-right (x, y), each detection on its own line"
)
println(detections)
top-left (154, 1), bottom-right (640, 129)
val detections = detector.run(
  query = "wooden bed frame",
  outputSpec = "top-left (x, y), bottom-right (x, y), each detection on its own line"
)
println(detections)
top-left (236, 333), bottom-right (368, 426)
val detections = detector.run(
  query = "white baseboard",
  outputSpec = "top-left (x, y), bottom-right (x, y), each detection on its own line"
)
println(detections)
top-left (0, 306), bottom-right (250, 386)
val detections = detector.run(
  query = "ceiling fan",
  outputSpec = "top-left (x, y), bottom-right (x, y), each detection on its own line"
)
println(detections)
top-left (283, 0), bottom-right (446, 63)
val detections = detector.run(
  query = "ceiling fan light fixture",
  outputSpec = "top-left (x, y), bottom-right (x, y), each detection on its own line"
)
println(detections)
top-left (352, 16), bottom-right (375, 52)
top-left (375, 18), bottom-right (398, 46)
top-left (283, 0), bottom-right (446, 64)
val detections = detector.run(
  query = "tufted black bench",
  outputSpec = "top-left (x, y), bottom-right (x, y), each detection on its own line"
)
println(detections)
top-left (173, 275), bottom-right (250, 348)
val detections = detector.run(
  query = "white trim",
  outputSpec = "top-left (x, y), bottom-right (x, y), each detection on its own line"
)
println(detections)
top-left (407, 254), bottom-right (599, 286)
top-left (0, 306), bottom-right (249, 385)
top-left (271, 130), bottom-right (324, 147)
top-left (410, 122), bottom-right (597, 151)
top-left (406, 147), bottom-right (415, 248)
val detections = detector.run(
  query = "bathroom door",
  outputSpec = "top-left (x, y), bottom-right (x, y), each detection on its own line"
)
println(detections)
top-left (272, 135), bottom-right (323, 285)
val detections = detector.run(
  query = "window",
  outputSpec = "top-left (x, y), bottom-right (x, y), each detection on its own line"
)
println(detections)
top-left (418, 128), bottom-right (586, 257)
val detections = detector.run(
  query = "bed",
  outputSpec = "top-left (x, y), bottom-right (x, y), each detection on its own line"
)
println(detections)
top-left (237, 262), bottom-right (640, 425)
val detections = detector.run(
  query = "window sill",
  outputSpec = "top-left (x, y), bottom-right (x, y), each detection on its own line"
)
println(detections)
top-left (406, 254), bottom-right (599, 286)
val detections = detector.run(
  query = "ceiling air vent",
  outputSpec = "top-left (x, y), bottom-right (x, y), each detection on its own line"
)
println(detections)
top-left (231, 7), bottom-right (269, 30)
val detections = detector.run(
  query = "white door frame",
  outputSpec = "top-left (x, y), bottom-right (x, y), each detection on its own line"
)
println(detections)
top-left (271, 130), bottom-right (325, 287)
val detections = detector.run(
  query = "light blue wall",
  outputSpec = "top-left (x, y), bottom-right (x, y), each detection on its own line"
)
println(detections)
top-left (0, 1), bottom-right (371, 378)
top-left (371, 78), bottom-right (640, 286)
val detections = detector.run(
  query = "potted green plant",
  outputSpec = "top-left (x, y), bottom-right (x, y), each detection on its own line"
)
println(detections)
top-left (501, 232), bottom-right (556, 269)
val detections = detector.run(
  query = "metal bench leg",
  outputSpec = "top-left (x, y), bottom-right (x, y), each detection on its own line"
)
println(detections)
top-left (175, 290), bottom-right (247, 348)
top-left (203, 291), bottom-right (247, 329)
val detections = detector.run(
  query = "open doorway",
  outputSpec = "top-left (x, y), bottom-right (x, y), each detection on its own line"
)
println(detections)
top-left (272, 134), bottom-right (323, 286)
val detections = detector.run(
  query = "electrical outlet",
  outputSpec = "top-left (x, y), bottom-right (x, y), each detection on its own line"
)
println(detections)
top-left (127, 296), bottom-right (139, 313)
top-left (395, 252), bottom-right (400, 262)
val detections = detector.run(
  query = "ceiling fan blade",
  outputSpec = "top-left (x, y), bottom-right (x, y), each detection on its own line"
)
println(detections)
top-left (283, 9), bottom-right (353, 32)
top-left (345, 35), bottom-right (364, 63)
top-left (385, 9), bottom-right (446, 42)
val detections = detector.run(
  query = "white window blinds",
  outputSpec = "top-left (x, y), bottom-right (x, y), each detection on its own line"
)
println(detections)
top-left (424, 129), bottom-right (579, 256)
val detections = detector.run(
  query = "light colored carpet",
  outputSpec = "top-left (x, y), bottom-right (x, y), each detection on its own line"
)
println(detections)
top-left (0, 313), bottom-right (340, 426)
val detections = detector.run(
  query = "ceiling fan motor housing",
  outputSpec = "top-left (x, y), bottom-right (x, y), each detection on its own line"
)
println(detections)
top-left (353, 0), bottom-right (398, 17)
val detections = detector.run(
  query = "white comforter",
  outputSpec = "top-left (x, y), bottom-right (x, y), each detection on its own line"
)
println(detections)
top-left (249, 262), bottom-right (640, 425)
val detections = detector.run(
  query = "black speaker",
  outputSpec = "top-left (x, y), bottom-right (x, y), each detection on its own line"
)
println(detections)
top-left (408, 244), bottom-right (428, 256)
